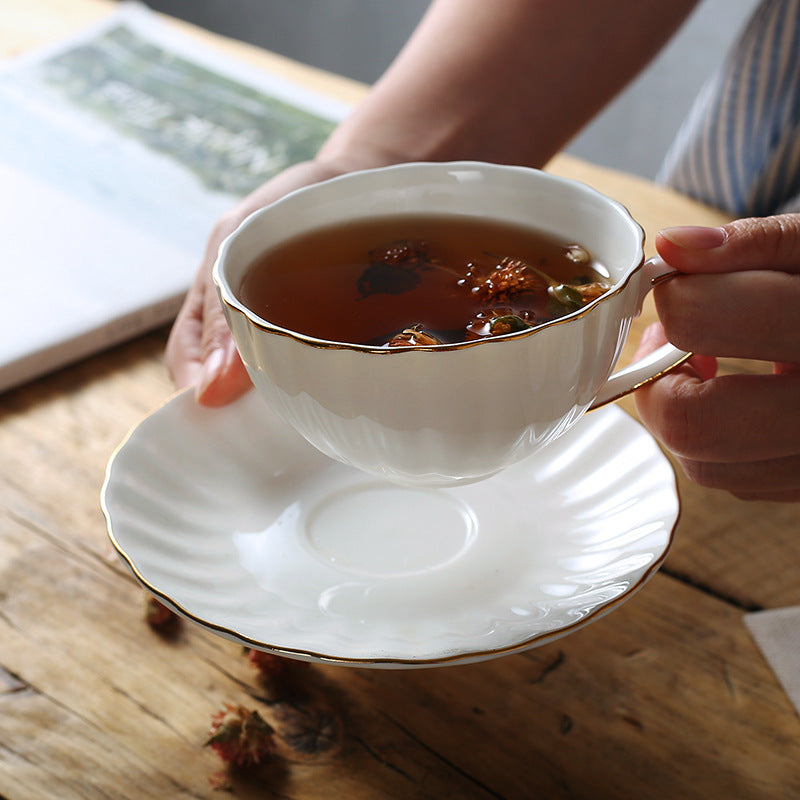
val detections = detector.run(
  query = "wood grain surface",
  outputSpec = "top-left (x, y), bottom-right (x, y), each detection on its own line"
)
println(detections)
top-left (1, 2), bottom-right (798, 798)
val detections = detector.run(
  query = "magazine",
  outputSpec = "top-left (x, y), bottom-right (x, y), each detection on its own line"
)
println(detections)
top-left (0, 2), bottom-right (349, 393)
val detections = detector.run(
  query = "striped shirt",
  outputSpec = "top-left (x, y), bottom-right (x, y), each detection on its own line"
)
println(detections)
top-left (659, 0), bottom-right (800, 216)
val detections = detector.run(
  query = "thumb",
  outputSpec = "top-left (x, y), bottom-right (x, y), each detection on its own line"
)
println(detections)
top-left (656, 214), bottom-right (800, 274)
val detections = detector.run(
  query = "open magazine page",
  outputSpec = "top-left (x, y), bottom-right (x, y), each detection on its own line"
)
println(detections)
top-left (0, 1), bottom-right (349, 393)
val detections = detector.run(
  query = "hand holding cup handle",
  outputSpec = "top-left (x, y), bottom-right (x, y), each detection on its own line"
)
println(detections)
top-left (591, 255), bottom-right (688, 409)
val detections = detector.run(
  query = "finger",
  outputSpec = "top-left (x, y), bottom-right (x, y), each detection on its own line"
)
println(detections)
top-left (775, 361), bottom-right (800, 375)
top-left (656, 214), bottom-right (800, 274)
top-left (633, 322), bottom-right (717, 381)
top-left (634, 368), bottom-right (800, 463)
top-left (726, 487), bottom-right (800, 503)
top-left (195, 337), bottom-right (252, 407)
top-left (166, 254), bottom-right (252, 404)
top-left (195, 270), bottom-right (252, 407)
top-left (675, 452), bottom-right (800, 498)
top-left (653, 270), bottom-right (800, 362)
top-left (165, 272), bottom-right (205, 390)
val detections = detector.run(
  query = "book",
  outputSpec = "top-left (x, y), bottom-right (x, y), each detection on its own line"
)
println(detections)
top-left (0, 2), bottom-right (349, 393)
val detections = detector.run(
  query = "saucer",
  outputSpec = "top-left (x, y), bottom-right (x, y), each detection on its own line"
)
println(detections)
top-left (102, 391), bottom-right (678, 668)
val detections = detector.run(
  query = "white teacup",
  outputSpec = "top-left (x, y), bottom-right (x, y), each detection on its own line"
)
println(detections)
top-left (214, 162), bottom-right (685, 487)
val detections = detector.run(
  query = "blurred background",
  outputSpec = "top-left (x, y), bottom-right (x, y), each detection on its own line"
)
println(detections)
top-left (132, 0), bottom-right (757, 180)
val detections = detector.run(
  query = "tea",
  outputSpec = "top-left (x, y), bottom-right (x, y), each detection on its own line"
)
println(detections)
top-left (238, 214), bottom-right (611, 346)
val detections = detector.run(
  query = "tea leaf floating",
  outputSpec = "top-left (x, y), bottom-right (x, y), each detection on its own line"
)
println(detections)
top-left (489, 314), bottom-right (532, 335)
top-left (547, 283), bottom-right (584, 313)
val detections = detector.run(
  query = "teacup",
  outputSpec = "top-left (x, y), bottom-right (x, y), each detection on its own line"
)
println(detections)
top-left (213, 161), bottom-right (685, 487)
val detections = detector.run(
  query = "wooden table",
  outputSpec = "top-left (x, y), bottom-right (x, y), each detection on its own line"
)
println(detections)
top-left (2, 2), bottom-right (799, 798)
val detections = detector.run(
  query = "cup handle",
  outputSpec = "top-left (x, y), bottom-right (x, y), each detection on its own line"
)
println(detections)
top-left (590, 256), bottom-right (690, 410)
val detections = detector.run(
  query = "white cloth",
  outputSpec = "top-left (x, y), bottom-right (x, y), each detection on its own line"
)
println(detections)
top-left (745, 607), bottom-right (800, 717)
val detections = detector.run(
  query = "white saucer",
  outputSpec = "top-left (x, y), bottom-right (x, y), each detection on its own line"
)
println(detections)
top-left (102, 391), bottom-right (678, 668)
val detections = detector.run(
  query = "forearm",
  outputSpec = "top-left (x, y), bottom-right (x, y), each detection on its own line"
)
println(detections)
top-left (319, 0), bottom-right (700, 170)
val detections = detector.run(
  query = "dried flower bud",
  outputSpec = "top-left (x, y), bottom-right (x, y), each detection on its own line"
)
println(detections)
top-left (472, 257), bottom-right (549, 304)
top-left (384, 325), bottom-right (442, 347)
top-left (369, 238), bottom-right (431, 267)
top-left (244, 647), bottom-right (310, 679)
top-left (205, 704), bottom-right (276, 767)
top-left (359, 239), bottom-right (436, 298)
top-left (144, 595), bottom-right (177, 629)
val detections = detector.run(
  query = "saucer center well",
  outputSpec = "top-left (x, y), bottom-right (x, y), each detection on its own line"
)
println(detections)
top-left (303, 484), bottom-right (477, 577)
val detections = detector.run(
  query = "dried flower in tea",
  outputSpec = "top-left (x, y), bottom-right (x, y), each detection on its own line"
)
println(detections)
top-left (357, 239), bottom-right (435, 298)
top-left (239, 214), bottom-right (611, 347)
top-left (471, 256), bottom-right (549, 304)
top-left (384, 325), bottom-right (443, 347)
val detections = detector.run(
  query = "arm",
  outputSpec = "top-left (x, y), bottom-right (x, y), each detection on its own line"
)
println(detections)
top-left (166, 0), bottom-right (701, 404)
top-left (320, 0), bottom-right (701, 169)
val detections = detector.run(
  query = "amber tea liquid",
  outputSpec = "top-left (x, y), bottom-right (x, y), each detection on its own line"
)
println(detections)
top-left (238, 214), bottom-right (609, 346)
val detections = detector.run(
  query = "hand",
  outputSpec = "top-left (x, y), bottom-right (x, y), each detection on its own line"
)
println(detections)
top-left (634, 215), bottom-right (800, 502)
top-left (165, 160), bottom-right (351, 406)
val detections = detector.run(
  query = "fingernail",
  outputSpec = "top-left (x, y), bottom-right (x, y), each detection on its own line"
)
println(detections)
top-left (659, 225), bottom-right (727, 250)
top-left (196, 346), bottom-right (226, 400)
